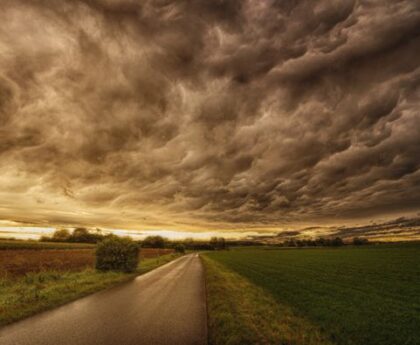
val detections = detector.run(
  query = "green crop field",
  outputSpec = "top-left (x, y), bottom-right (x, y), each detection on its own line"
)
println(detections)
top-left (204, 244), bottom-right (420, 345)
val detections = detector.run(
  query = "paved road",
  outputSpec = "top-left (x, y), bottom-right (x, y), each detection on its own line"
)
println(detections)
top-left (0, 254), bottom-right (207, 345)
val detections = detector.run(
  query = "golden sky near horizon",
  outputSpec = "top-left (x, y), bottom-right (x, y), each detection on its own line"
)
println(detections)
top-left (0, 0), bottom-right (420, 239)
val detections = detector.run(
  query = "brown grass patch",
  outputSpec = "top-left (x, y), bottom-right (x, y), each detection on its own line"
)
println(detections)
top-left (0, 249), bottom-right (95, 277)
top-left (0, 247), bottom-right (174, 277)
top-left (140, 248), bottom-right (174, 258)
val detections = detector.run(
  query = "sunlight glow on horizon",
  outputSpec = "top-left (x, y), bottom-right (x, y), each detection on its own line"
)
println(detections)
top-left (0, 227), bottom-right (278, 241)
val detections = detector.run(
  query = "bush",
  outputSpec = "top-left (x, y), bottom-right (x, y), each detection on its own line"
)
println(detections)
top-left (96, 237), bottom-right (139, 272)
top-left (174, 243), bottom-right (185, 254)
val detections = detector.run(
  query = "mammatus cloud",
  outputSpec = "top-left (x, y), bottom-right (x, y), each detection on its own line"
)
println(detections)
top-left (0, 0), bottom-right (419, 237)
top-left (256, 215), bottom-right (420, 242)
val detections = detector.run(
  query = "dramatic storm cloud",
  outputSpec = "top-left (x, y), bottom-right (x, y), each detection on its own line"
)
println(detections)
top-left (0, 0), bottom-right (419, 236)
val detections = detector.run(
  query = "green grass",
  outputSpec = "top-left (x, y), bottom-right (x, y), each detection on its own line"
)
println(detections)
top-left (0, 253), bottom-right (179, 327)
top-left (205, 245), bottom-right (420, 345)
top-left (202, 255), bottom-right (332, 345)
top-left (0, 239), bottom-right (95, 250)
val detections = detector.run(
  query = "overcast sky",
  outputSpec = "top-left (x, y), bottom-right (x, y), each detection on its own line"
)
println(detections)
top-left (0, 0), bottom-right (419, 237)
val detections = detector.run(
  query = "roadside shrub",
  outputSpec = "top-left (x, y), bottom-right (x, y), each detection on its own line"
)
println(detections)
top-left (174, 244), bottom-right (185, 254)
top-left (96, 237), bottom-right (139, 272)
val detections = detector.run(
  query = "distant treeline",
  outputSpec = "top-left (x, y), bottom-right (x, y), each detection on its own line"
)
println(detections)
top-left (40, 228), bottom-right (369, 249)
top-left (279, 237), bottom-right (369, 247)
top-left (40, 228), bottom-right (108, 244)
top-left (40, 229), bottom-right (229, 251)
top-left (131, 235), bottom-right (228, 251)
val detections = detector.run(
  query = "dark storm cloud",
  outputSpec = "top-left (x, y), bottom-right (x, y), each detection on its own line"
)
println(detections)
top-left (0, 0), bottom-right (419, 235)
top-left (332, 216), bottom-right (420, 239)
top-left (254, 216), bottom-right (420, 242)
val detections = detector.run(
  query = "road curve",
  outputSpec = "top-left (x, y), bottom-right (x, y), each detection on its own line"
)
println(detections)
top-left (0, 254), bottom-right (207, 345)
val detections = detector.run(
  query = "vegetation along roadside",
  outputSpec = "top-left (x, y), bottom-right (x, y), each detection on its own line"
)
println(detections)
top-left (0, 244), bottom-right (180, 327)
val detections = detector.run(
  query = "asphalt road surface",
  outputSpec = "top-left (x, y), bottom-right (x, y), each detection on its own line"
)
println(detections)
top-left (0, 254), bottom-right (207, 345)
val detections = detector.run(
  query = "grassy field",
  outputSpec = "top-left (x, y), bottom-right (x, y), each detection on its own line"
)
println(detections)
top-left (0, 241), bottom-right (174, 277)
top-left (204, 244), bottom-right (420, 345)
top-left (202, 255), bottom-right (332, 345)
top-left (0, 252), bottom-right (180, 326)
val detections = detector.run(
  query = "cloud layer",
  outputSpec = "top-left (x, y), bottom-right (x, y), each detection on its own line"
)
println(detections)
top-left (0, 0), bottom-right (419, 234)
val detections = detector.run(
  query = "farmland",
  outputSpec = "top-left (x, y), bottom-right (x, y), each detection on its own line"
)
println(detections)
top-left (204, 244), bottom-right (420, 345)
top-left (0, 239), bottom-right (95, 250)
top-left (0, 239), bottom-right (174, 277)
top-left (0, 249), bottom-right (94, 277)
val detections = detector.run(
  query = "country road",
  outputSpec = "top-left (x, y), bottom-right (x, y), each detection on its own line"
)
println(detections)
top-left (0, 254), bottom-right (207, 345)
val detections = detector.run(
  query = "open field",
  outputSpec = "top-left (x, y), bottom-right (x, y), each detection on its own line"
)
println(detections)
top-left (0, 249), bottom-right (93, 277)
top-left (140, 248), bottom-right (174, 258)
top-left (0, 253), bottom-right (179, 327)
top-left (0, 239), bottom-right (175, 253)
top-left (204, 244), bottom-right (420, 345)
top-left (0, 239), bottom-right (95, 250)
top-left (0, 244), bottom-right (174, 277)
top-left (202, 255), bottom-right (332, 345)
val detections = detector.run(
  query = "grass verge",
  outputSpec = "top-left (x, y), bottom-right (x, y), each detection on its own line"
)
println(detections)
top-left (0, 253), bottom-right (179, 327)
top-left (202, 255), bottom-right (332, 345)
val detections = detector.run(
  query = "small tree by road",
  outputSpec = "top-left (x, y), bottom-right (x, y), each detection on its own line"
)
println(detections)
top-left (96, 236), bottom-right (139, 272)
top-left (174, 243), bottom-right (185, 254)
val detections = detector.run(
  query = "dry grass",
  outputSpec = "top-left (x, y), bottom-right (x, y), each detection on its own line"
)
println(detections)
top-left (0, 248), bottom-right (174, 277)
top-left (0, 239), bottom-right (95, 250)
top-left (0, 249), bottom-right (94, 277)
top-left (140, 248), bottom-right (174, 258)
